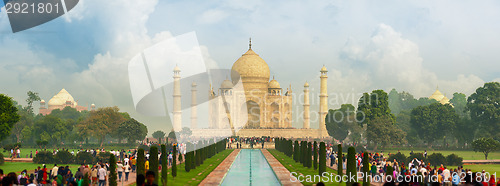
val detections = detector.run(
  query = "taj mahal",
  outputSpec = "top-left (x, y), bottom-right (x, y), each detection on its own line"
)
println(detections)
top-left (173, 40), bottom-right (330, 139)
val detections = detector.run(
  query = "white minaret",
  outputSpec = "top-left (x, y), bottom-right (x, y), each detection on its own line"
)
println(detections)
top-left (191, 82), bottom-right (197, 129)
top-left (303, 82), bottom-right (310, 129)
top-left (319, 66), bottom-right (328, 136)
top-left (173, 65), bottom-right (182, 131)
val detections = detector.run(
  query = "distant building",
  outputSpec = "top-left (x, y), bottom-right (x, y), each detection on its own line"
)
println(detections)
top-left (39, 88), bottom-right (95, 115)
top-left (429, 87), bottom-right (451, 105)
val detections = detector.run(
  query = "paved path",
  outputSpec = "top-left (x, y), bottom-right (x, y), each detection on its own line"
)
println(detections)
top-left (199, 149), bottom-right (241, 186)
top-left (261, 149), bottom-right (302, 186)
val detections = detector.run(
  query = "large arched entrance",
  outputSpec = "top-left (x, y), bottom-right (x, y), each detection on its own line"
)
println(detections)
top-left (241, 100), bottom-right (260, 129)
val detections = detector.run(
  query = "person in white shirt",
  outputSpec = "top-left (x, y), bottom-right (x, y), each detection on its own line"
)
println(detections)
top-left (98, 166), bottom-right (107, 186)
top-left (51, 164), bottom-right (59, 178)
top-left (123, 162), bottom-right (131, 181)
top-left (117, 161), bottom-right (124, 182)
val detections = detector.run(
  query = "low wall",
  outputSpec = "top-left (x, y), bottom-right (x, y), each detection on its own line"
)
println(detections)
top-left (191, 128), bottom-right (327, 138)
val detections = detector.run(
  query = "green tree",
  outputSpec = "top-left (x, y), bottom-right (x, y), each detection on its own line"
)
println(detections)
top-left (152, 130), bottom-right (166, 144)
top-left (318, 142), bottom-right (326, 176)
top-left (395, 110), bottom-right (421, 145)
top-left (12, 109), bottom-right (34, 143)
top-left (325, 104), bottom-right (356, 142)
top-left (0, 94), bottom-right (20, 142)
top-left (33, 115), bottom-right (69, 145)
top-left (172, 144), bottom-right (177, 178)
top-left (82, 173), bottom-right (90, 186)
top-left (137, 148), bottom-right (145, 176)
top-left (25, 91), bottom-right (41, 114)
top-left (411, 103), bottom-right (459, 145)
top-left (77, 107), bottom-right (126, 147)
top-left (149, 146), bottom-right (159, 184)
top-left (450, 92), bottom-right (468, 118)
top-left (293, 140), bottom-right (300, 162)
top-left (357, 90), bottom-right (394, 122)
top-left (161, 145), bottom-right (168, 185)
top-left (180, 127), bottom-right (192, 137)
top-left (184, 143), bottom-right (191, 172)
top-left (307, 142), bottom-right (312, 168)
top-left (109, 154), bottom-right (117, 186)
top-left (472, 137), bottom-right (500, 160)
top-left (467, 82), bottom-right (500, 139)
top-left (366, 115), bottom-right (406, 150)
top-left (313, 141), bottom-right (318, 170)
top-left (346, 146), bottom-right (357, 186)
top-left (117, 118), bottom-right (148, 144)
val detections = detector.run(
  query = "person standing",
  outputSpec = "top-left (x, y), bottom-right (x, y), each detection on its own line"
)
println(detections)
top-left (51, 164), bottom-right (58, 180)
top-left (91, 166), bottom-right (98, 186)
top-left (98, 165), bottom-right (106, 186)
top-left (117, 161), bottom-right (123, 182)
top-left (123, 162), bottom-right (131, 182)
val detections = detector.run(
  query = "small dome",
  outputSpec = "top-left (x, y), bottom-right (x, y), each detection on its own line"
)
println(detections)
top-left (48, 88), bottom-right (75, 106)
top-left (304, 82), bottom-right (309, 87)
top-left (440, 96), bottom-right (450, 104)
top-left (268, 79), bottom-right (281, 89)
top-left (174, 65), bottom-right (180, 72)
top-left (192, 82), bottom-right (197, 86)
top-left (40, 100), bottom-right (45, 103)
top-left (321, 65), bottom-right (328, 72)
top-left (91, 103), bottom-right (95, 106)
top-left (221, 79), bottom-right (233, 89)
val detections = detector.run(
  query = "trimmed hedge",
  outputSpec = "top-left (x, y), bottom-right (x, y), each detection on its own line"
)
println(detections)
top-left (318, 142), bottom-right (326, 176)
top-left (427, 153), bottom-right (446, 167)
top-left (33, 151), bottom-right (55, 164)
top-left (54, 150), bottom-right (74, 164)
top-left (387, 152), bottom-right (407, 165)
top-left (346, 147), bottom-right (357, 186)
top-left (75, 151), bottom-right (93, 165)
top-left (445, 154), bottom-right (463, 166)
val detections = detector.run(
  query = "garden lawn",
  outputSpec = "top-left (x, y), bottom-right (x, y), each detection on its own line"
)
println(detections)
top-left (460, 164), bottom-right (500, 174)
top-left (268, 149), bottom-right (347, 186)
top-left (2, 148), bottom-right (81, 158)
top-left (131, 149), bottom-right (234, 186)
top-left (0, 162), bottom-right (81, 174)
top-left (381, 150), bottom-right (500, 160)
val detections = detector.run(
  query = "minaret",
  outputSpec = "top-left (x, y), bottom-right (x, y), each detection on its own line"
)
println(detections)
top-left (191, 82), bottom-right (197, 129)
top-left (173, 65), bottom-right (182, 131)
top-left (303, 82), bottom-right (310, 129)
top-left (319, 66), bottom-right (328, 136)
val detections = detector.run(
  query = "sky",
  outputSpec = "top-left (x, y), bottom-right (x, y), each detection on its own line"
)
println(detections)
top-left (0, 0), bottom-right (499, 133)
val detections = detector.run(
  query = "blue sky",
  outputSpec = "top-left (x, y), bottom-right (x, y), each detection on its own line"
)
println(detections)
top-left (1, 0), bottom-right (499, 132)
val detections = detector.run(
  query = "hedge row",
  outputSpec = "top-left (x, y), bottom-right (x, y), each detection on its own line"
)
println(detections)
top-left (387, 152), bottom-right (463, 166)
top-left (32, 150), bottom-right (111, 165)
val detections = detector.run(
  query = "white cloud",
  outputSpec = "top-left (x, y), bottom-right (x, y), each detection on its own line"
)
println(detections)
top-left (197, 9), bottom-right (228, 24)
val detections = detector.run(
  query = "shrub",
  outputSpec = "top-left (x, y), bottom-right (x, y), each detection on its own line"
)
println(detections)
top-left (109, 154), bottom-right (117, 186)
top-left (445, 154), bottom-right (463, 166)
top-left (346, 147), bottom-right (357, 186)
top-left (75, 151), bottom-right (94, 165)
top-left (0, 153), bottom-right (4, 165)
top-left (150, 146), bottom-right (159, 184)
top-left (313, 141), bottom-right (318, 170)
top-left (161, 145), bottom-right (168, 186)
top-left (407, 152), bottom-right (426, 163)
top-left (318, 142), bottom-right (326, 176)
top-left (427, 153), bottom-right (446, 167)
top-left (54, 150), bottom-right (74, 164)
top-left (172, 144), bottom-right (177, 178)
top-left (388, 152), bottom-right (407, 165)
top-left (307, 142), bottom-right (312, 168)
top-left (293, 141), bottom-right (300, 162)
top-left (137, 149), bottom-right (145, 176)
top-left (337, 144), bottom-right (343, 179)
top-left (362, 152), bottom-right (370, 186)
top-left (96, 152), bottom-right (111, 163)
top-left (33, 151), bottom-right (54, 164)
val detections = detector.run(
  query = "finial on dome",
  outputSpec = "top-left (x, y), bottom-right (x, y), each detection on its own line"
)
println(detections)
top-left (273, 75), bottom-right (275, 80)
top-left (249, 37), bottom-right (252, 49)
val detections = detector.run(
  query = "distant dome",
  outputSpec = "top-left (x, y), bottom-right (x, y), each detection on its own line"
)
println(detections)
top-left (48, 88), bottom-right (75, 106)
top-left (429, 89), bottom-right (445, 102)
top-left (40, 100), bottom-right (45, 103)
top-left (440, 96), bottom-right (450, 104)
top-left (221, 79), bottom-right (233, 89)
top-left (304, 82), bottom-right (309, 87)
top-left (268, 79), bottom-right (281, 89)
top-left (174, 65), bottom-right (180, 72)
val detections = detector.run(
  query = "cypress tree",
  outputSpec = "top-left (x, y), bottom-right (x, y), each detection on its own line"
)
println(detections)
top-left (346, 146), bottom-right (357, 186)
top-left (387, 166), bottom-right (394, 179)
top-left (184, 143), bottom-right (190, 172)
top-left (82, 173), bottom-right (90, 186)
top-left (172, 144), bottom-right (177, 178)
top-left (190, 150), bottom-right (195, 170)
top-left (307, 142), bottom-right (312, 168)
top-left (137, 148), bottom-right (146, 176)
top-left (362, 152), bottom-right (370, 186)
top-left (318, 142), bottom-right (326, 176)
top-left (161, 145), bottom-right (168, 185)
top-left (293, 141), bottom-right (299, 162)
top-left (300, 141), bottom-right (306, 165)
top-left (149, 146), bottom-right (159, 184)
top-left (109, 154), bottom-right (117, 186)
top-left (337, 144), bottom-right (343, 179)
top-left (313, 141), bottom-right (318, 170)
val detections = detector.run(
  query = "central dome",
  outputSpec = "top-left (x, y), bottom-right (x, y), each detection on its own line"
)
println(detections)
top-left (231, 48), bottom-right (270, 93)
top-left (48, 88), bottom-right (75, 106)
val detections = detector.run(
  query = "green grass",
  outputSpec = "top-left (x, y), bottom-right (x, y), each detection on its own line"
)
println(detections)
top-left (461, 164), bottom-right (500, 173)
top-left (381, 149), bottom-right (500, 160)
top-left (131, 149), bottom-right (234, 186)
top-left (268, 149), bottom-right (347, 186)
top-left (0, 162), bottom-right (81, 174)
